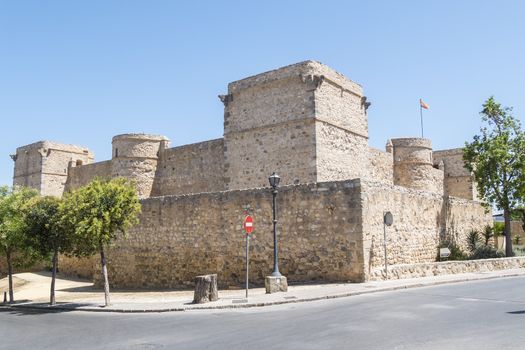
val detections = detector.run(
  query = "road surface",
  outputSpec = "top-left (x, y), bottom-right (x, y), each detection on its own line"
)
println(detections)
top-left (2, 277), bottom-right (525, 349)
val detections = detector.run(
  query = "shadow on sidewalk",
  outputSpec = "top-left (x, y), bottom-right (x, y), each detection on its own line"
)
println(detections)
top-left (0, 302), bottom-right (97, 316)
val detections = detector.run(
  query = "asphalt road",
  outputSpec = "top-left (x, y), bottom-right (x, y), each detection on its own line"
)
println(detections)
top-left (2, 277), bottom-right (525, 350)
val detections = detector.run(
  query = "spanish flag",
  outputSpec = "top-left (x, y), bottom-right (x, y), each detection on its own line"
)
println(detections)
top-left (420, 99), bottom-right (429, 110)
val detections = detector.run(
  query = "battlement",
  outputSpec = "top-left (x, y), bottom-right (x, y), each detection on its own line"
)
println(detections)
top-left (12, 140), bottom-right (94, 197)
top-left (12, 61), bottom-right (476, 201)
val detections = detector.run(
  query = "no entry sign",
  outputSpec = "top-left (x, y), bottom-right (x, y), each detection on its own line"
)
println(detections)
top-left (244, 215), bottom-right (254, 234)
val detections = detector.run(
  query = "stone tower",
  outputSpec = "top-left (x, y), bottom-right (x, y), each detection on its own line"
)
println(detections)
top-left (111, 134), bottom-right (170, 198)
top-left (391, 138), bottom-right (443, 194)
top-left (221, 60), bottom-right (369, 189)
top-left (11, 141), bottom-right (94, 197)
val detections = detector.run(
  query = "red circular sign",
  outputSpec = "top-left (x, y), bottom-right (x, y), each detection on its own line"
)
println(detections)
top-left (244, 215), bottom-right (254, 234)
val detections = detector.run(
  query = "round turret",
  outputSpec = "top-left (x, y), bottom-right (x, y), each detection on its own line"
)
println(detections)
top-left (111, 133), bottom-right (170, 198)
top-left (391, 138), bottom-right (434, 191)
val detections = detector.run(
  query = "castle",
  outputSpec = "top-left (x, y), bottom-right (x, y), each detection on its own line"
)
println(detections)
top-left (12, 61), bottom-right (491, 288)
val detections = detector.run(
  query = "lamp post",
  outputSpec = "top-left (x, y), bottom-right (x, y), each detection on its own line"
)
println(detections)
top-left (268, 172), bottom-right (281, 277)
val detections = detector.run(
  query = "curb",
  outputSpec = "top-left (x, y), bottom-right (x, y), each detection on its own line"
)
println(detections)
top-left (2, 271), bottom-right (524, 314)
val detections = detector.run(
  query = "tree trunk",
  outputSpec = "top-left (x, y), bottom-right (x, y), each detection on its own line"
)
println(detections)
top-left (6, 250), bottom-right (14, 303)
top-left (193, 274), bottom-right (218, 304)
top-left (50, 249), bottom-right (58, 306)
top-left (504, 208), bottom-right (513, 257)
top-left (100, 245), bottom-right (111, 307)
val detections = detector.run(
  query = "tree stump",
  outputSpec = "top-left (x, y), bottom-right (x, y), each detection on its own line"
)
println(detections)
top-left (193, 274), bottom-right (218, 304)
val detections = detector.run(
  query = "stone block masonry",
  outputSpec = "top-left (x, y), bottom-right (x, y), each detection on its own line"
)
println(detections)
top-left (11, 60), bottom-right (492, 289)
top-left (94, 180), bottom-right (365, 289)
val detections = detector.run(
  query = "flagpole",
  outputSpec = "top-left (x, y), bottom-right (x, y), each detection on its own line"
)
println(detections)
top-left (420, 101), bottom-right (424, 138)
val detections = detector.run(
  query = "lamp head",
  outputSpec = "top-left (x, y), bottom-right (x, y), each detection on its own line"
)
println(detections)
top-left (268, 172), bottom-right (281, 188)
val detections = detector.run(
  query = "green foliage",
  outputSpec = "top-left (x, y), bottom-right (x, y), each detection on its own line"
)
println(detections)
top-left (464, 97), bottom-right (525, 212)
top-left (25, 196), bottom-right (72, 256)
top-left (469, 245), bottom-right (505, 260)
top-left (514, 235), bottom-right (522, 245)
top-left (493, 222), bottom-right (504, 237)
top-left (482, 225), bottom-right (494, 246)
top-left (514, 207), bottom-right (525, 232)
top-left (0, 186), bottom-right (39, 263)
top-left (437, 240), bottom-right (467, 261)
top-left (464, 97), bottom-right (525, 256)
top-left (60, 178), bottom-right (141, 255)
top-left (466, 230), bottom-right (481, 253)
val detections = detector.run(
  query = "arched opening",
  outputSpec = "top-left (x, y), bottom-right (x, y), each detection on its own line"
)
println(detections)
top-left (76, 159), bottom-right (83, 166)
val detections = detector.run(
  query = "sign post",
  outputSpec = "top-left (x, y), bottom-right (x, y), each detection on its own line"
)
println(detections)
top-left (243, 215), bottom-right (254, 299)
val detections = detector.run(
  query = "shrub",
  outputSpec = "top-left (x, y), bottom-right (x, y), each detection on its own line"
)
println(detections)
top-left (466, 230), bottom-right (481, 253)
top-left (493, 222), bottom-right (504, 237)
top-left (482, 225), bottom-right (494, 246)
top-left (469, 245), bottom-right (505, 260)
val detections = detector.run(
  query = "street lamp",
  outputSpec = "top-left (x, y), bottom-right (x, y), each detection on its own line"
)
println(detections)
top-left (269, 172), bottom-right (281, 277)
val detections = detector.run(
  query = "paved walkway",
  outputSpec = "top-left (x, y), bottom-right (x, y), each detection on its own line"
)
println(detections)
top-left (1, 269), bottom-right (525, 313)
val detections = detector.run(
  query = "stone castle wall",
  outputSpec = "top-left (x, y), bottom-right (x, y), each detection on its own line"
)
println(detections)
top-left (13, 141), bottom-right (93, 197)
top-left (392, 138), bottom-right (444, 195)
top-left (223, 63), bottom-right (319, 189)
top-left (361, 181), bottom-right (492, 275)
top-left (65, 160), bottom-right (112, 191)
top-left (367, 147), bottom-right (393, 184)
top-left (11, 60), bottom-right (492, 288)
top-left (151, 139), bottom-right (225, 196)
top-left (94, 180), bottom-right (366, 289)
top-left (433, 148), bottom-right (477, 200)
top-left (111, 134), bottom-right (169, 198)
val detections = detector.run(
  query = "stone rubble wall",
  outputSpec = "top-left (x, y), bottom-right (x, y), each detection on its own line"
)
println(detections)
top-left (91, 180), bottom-right (365, 289)
top-left (314, 75), bottom-right (367, 137)
top-left (224, 70), bottom-right (318, 189)
top-left (368, 147), bottom-right (393, 184)
top-left (315, 121), bottom-right (369, 182)
top-left (65, 160), bottom-right (112, 192)
top-left (13, 141), bottom-right (94, 197)
top-left (59, 255), bottom-right (96, 279)
top-left (443, 196), bottom-right (493, 252)
top-left (151, 139), bottom-right (225, 196)
top-left (433, 148), bottom-right (477, 200)
top-left (361, 181), bottom-right (492, 278)
top-left (369, 256), bottom-right (525, 280)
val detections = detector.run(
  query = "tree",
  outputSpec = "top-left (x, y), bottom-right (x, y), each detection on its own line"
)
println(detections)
top-left (464, 97), bottom-right (525, 257)
top-left (60, 178), bottom-right (141, 306)
top-left (25, 196), bottom-right (72, 305)
top-left (0, 186), bottom-right (38, 303)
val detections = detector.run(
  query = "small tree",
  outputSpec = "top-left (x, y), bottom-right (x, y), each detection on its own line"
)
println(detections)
top-left (464, 97), bottom-right (525, 257)
top-left (482, 225), bottom-right (494, 246)
top-left (466, 230), bottom-right (481, 253)
top-left (60, 178), bottom-right (140, 306)
top-left (0, 186), bottom-right (38, 303)
top-left (25, 196), bottom-right (72, 305)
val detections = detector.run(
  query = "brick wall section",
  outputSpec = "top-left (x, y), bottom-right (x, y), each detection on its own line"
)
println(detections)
top-left (152, 139), bottom-right (225, 196)
top-left (93, 180), bottom-right (365, 289)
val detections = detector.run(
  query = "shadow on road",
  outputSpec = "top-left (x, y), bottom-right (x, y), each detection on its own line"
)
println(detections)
top-left (507, 310), bottom-right (525, 314)
top-left (0, 302), bottom-right (96, 316)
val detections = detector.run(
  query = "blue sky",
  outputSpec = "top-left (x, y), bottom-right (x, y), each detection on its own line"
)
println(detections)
top-left (1, 1), bottom-right (524, 187)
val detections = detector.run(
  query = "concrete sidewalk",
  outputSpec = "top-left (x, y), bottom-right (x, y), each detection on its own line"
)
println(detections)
top-left (2, 269), bottom-right (525, 313)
